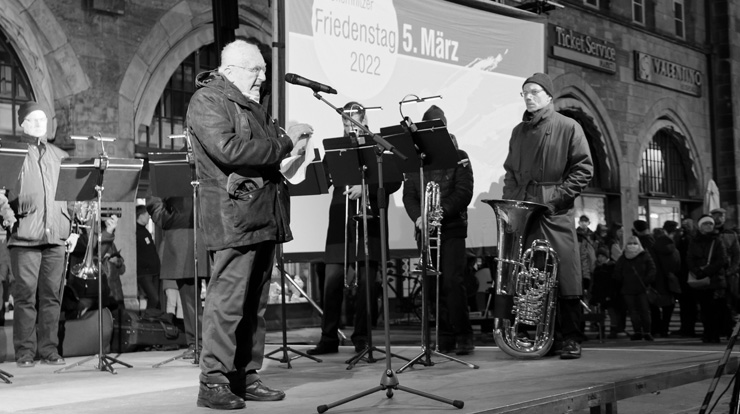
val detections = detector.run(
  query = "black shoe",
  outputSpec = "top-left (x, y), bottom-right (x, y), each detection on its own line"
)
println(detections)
top-left (455, 334), bottom-right (475, 355)
top-left (307, 342), bottom-right (338, 356)
top-left (545, 341), bottom-right (564, 357)
top-left (241, 380), bottom-right (285, 401)
top-left (40, 353), bottom-right (66, 365)
top-left (630, 333), bottom-right (643, 341)
top-left (16, 355), bottom-right (36, 368)
top-left (437, 336), bottom-right (456, 353)
top-left (197, 382), bottom-right (246, 409)
top-left (353, 340), bottom-right (368, 353)
top-left (560, 339), bottom-right (581, 360)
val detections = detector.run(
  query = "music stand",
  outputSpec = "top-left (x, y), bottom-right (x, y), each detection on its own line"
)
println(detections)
top-left (147, 150), bottom-right (204, 368)
top-left (0, 140), bottom-right (26, 384)
top-left (381, 120), bottom-right (479, 372)
top-left (54, 155), bottom-right (141, 374)
top-left (309, 91), bottom-right (462, 413)
top-left (323, 136), bottom-right (407, 370)
top-left (265, 151), bottom-right (327, 368)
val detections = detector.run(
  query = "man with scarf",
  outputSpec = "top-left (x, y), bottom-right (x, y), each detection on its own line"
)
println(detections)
top-left (502, 73), bottom-right (593, 359)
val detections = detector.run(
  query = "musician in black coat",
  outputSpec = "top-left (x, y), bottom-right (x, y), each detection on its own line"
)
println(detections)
top-left (402, 105), bottom-right (475, 355)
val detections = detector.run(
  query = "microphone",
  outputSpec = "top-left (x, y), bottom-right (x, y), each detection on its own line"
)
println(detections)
top-left (285, 73), bottom-right (337, 94)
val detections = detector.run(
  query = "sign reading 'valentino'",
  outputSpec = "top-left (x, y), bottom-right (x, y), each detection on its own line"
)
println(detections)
top-left (634, 51), bottom-right (702, 96)
top-left (549, 25), bottom-right (617, 73)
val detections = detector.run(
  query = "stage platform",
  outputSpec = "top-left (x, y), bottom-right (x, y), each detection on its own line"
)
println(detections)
top-left (1, 328), bottom-right (738, 414)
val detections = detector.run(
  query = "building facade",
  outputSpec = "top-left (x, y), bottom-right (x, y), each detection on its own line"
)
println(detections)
top-left (0, 0), bottom-right (738, 307)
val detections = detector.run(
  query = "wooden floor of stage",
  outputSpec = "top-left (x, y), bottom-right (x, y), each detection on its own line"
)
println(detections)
top-left (1, 327), bottom-right (739, 414)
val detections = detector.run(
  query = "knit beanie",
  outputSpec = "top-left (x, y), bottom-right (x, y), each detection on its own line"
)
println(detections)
top-left (422, 105), bottom-right (447, 125)
top-left (633, 220), bottom-right (649, 233)
top-left (662, 220), bottom-right (679, 233)
top-left (17, 101), bottom-right (47, 126)
top-left (522, 72), bottom-right (555, 98)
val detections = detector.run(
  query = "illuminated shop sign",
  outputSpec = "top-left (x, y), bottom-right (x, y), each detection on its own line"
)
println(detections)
top-left (549, 25), bottom-right (617, 73)
top-left (634, 51), bottom-right (702, 96)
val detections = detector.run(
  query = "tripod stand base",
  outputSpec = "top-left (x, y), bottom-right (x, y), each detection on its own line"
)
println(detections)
top-left (152, 348), bottom-right (200, 368)
top-left (0, 368), bottom-right (13, 384)
top-left (265, 346), bottom-right (322, 368)
top-left (316, 368), bottom-right (463, 413)
top-left (396, 347), bottom-right (479, 373)
top-left (345, 345), bottom-right (411, 370)
top-left (55, 354), bottom-right (132, 374)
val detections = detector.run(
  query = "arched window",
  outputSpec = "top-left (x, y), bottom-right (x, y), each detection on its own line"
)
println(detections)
top-left (0, 30), bottom-right (34, 139)
top-left (137, 44), bottom-right (218, 151)
top-left (639, 127), bottom-right (691, 197)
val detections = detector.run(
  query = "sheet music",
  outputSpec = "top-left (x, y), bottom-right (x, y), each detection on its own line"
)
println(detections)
top-left (280, 136), bottom-right (317, 185)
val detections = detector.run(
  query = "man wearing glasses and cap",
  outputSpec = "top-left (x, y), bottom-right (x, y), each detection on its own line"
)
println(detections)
top-left (502, 72), bottom-right (593, 359)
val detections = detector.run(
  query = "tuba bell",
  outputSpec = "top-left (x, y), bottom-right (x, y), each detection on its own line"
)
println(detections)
top-left (482, 199), bottom-right (559, 359)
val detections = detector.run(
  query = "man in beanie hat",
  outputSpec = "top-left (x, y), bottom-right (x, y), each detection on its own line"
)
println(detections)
top-left (6, 101), bottom-right (74, 367)
top-left (503, 72), bottom-right (593, 359)
top-left (403, 104), bottom-right (475, 355)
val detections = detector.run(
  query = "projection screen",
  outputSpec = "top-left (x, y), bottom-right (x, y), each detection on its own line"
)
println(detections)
top-left (282, 0), bottom-right (545, 258)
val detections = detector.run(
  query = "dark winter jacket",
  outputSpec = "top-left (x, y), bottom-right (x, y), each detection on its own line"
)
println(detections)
top-left (687, 232), bottom-right (728, 290)
top-left (613, 251), bottom-right (656, 295)
top-left (403, 149), bottom-right (473, 240)
top-left (186, 71), bottom-right (294, 250)
top-left (502, 103), bottom-right (593, 296)
top-left (146, 196), bottom-right (208, 279)
top-left (8, 134), bottom-right (71, 247)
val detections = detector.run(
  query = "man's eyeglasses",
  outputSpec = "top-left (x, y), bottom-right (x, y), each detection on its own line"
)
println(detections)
top-left (520, 89), bottom-right (545, 98)
top-left (229, 65), bottom-right (267, 74)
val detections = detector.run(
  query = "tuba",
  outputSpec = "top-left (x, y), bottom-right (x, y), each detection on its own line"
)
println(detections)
top-left (482, 199), bottom-right (559, 359)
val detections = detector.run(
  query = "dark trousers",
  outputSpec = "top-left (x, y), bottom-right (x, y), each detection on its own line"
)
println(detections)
top-left (650, 303), bottom-right (675, 335)
top-left (137, 273), bottom-right (161, 310)
top-left (624, 293), bottom-right (652, 334)
top-left (677, 289), bottom-right (699, 335)
top-left (9, 244), bottom-right (65, 359)
top-left (432, 237), bottom-right (473, 339)
top-left (176, 278), bottom-right (204, 346)
top-left (199, 242), bottom-right (275, 384)
top-left (697, 290), bottom-right (727, 341)
top-left (558, 297), bottom-right (583, 342)
top-left (319, 262), bottom-right (377, 346)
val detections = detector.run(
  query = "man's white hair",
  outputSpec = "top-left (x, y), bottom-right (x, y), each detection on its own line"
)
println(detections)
top-left (218, 39), bottom-right (260, 71)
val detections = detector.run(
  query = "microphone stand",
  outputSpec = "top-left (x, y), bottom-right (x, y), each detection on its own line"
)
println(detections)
top-left (310, 91), bottom-right (462, 412)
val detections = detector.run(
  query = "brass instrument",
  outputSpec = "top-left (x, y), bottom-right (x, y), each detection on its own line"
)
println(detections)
top-left (482, 199), bottom-right (559, 359)
top-left (416, 181), bottom-right (442, 274)
top-left (70, 201), bottom-right (99, 280)
top-left (343, 184), bottom-right (375, 289)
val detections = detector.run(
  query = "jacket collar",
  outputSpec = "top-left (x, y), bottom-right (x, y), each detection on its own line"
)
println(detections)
top-left (196, 71), bottom-right (258, 109)
top-left (19, 133), bottom-right (46, 146)
top-left (521, 102), bottom-right (555, 127)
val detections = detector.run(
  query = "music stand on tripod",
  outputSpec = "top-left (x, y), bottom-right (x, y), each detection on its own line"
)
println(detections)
top-left (324, 136), bottom-right (407, 370)
top-left (0, 140), bottom-right (28, 384)
top-left (306, 90), bottom-right (463, 412)
top-left (54, 145), bottom-right (141, 375)
top-left (381, 119), bottom-right (479, 372)
top-left (265, 153), bottom-right (327, 368)
top-left (147, 149), bottom-right (204, 368)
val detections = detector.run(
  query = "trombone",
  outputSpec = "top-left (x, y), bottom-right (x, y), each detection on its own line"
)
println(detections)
top-left (343, 185), bottom-right (373, 289)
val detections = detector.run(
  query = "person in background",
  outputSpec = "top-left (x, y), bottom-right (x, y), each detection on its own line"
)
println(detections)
top-left (577, 215), bottom-right (596, 297)
top-left (502, 72), bottom-right (593, 359)
top-left (308, 101), bottom-right (400, 356)
top-left (147, 196), bottom-right (209, 357)
top-left (613, 235), bottom-right (656, 341)
top-left (0, 190), bottom-right (15, 327)
top-left (687, 215), bottom-right (729, 343)
top-left (651, 222), bottom-right (682, 337)
top-left (590, 247), bottom-right (623, 338)
top-left (606, 223), bottom-right (624, 263)
top-left (402, 105), bottom-right (475, 355)
top-left (710, 207), bottom-right (740, 336)
top-left (136, 205), bottom-right (161, 314)
top-left (674, 218), bottom-right (698, 337)
top-left (7, 101), bottom-right (74, 367)
top-left (633, 220), bottom-right (656, 258)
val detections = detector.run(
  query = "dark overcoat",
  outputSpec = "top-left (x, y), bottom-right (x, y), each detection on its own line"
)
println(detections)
top-left (146, 196), bottom-right (209, 280)
top-left (502, 104), bottom-right (593, 296)
top-left (186, 71), bottom-right (294, 250)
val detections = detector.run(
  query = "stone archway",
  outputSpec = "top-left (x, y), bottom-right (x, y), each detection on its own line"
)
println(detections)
top-left (117, 1), bottom-right (272, 147)
top-left (0, 0), bottom-right (90, 143)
